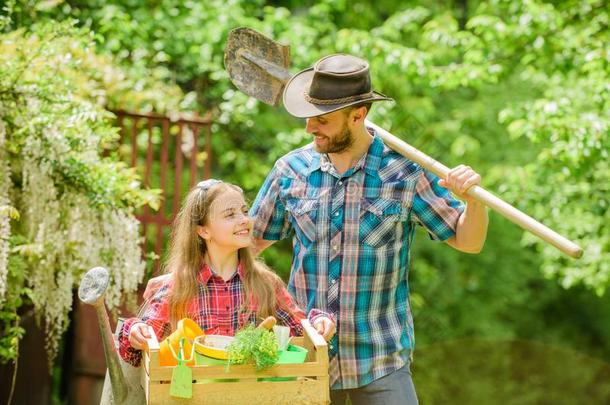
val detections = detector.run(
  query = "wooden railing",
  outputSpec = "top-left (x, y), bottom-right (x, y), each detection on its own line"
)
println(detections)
top-left (112, 110), bottom-right (213, 273)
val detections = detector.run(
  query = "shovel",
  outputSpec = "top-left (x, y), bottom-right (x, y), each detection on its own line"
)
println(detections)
top-left (224, 27), bottom-right (583, 259)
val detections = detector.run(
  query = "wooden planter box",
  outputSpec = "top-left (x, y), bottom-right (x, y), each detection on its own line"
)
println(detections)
top-left (141, 319), bottom-right (330, 405)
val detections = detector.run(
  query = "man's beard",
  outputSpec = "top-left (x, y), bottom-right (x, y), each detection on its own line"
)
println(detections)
top-left (314, 122), bottom-right (354, 154)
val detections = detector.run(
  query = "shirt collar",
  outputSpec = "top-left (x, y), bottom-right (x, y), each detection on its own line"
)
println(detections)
top-left (198, 261), bottom-right (245, 284)
top-left (362, 127), bottom-right (384, 176)
top-left (307, 127), bottom-right (383, 177)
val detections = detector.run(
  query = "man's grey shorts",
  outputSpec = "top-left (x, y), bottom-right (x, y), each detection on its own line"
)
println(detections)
top-left (330, 365), bottom-right (419, 405)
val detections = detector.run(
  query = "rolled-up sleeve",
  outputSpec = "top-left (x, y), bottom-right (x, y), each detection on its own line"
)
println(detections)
top-left (411, 169), bottom-right (465, 241)
top-left (118, 284), bottom-right (172, 367)
top-left (250, 164), bottom-right (292, 241)
top-left (274, 280), bottom-right (333, 337)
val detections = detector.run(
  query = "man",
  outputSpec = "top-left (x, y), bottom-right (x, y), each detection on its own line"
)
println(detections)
top-left (250, 54), bottom-right (488, 404)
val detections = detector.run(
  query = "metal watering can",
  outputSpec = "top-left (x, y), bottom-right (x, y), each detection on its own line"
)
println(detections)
top-left (78, 266), bottom-right (146, 405)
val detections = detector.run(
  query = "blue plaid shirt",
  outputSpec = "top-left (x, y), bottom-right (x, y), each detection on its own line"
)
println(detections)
top-left (250, 130), bottom-right (464, 389)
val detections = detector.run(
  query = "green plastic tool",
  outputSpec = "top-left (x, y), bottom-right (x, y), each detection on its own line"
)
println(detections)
top-left (170, 337), bottom-right (193, 399)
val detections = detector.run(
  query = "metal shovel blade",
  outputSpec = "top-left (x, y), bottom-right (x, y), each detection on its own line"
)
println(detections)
top-left (224, 27), bottom-right (292, 106)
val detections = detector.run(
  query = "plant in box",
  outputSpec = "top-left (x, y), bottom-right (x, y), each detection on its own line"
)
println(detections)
top-left (226, 324), bottom-right (279, 371)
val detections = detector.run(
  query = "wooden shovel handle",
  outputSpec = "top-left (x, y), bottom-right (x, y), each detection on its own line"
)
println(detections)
top-left (365, 120), bottom-right (583, 259)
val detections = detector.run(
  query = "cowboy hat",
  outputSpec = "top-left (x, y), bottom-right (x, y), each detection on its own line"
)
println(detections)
top-left (283, 54), bottom-right (393, 118)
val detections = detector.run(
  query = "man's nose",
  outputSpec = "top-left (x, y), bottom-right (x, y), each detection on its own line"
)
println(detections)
top-left (305, 118), bottom-right (316, 134)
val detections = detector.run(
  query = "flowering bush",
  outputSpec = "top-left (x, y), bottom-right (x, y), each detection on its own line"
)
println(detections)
top-left (0, 21), bottom-right (184, 366)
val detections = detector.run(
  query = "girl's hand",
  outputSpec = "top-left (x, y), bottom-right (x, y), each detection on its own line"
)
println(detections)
top-left (313, 316), bottom-right (336, 341)
top-left (128, 322), bottom-right (152, 350)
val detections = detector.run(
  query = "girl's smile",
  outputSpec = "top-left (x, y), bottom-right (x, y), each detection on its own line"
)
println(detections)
top-left (198, 188), bottom-right (253, 250)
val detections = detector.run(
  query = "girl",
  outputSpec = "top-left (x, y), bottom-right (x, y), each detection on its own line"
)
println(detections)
top-left (119, 179), bottom-right (335, 366)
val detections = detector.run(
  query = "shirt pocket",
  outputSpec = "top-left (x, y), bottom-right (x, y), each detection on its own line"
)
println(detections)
top-left (359, 198), bottom-right (408, 248)
top-left (285, 198), bottom-right (319, 244)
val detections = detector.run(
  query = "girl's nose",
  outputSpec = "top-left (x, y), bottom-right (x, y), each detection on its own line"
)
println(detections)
top-left (237, 211), bottom-right (250, 224)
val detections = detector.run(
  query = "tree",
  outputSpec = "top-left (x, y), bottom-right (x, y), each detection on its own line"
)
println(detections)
top-left (0, 19), bottom-right (186, 366)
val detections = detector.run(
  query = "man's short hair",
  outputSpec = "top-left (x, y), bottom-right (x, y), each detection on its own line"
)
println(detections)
top-left (343, 102), bottom-right (373, 116)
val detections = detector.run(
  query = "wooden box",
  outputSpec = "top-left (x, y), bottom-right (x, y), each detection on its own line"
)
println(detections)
top-left (141, 319), bottom-right (330, 405)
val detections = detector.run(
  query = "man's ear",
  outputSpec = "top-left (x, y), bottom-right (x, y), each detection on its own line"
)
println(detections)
top-left (350, 106), bottom-right (367, 124)
top-left (197, 225), bottom-right (211, 240)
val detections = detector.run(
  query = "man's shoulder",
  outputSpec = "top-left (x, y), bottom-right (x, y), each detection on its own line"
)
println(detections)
top-left (376, 138), bottom-right (423, 182)
top-left (274, 143), bottom-right (318, 178)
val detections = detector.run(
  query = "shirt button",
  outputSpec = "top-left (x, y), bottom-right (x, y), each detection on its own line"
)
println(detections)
top-left (331, 279), bottom-right (337, 285)
top-left (338, 181), bottom-right (343, 186)
top-left (334, 211), bottom-right (340, 217)
top-left (332, 245), bottom-right (338, 251)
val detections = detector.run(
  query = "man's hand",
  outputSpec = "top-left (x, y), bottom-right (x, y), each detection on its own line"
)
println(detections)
top-left (128, 322), bottom-right (152, 350)
top-left (313, 316), bottom-right (336, 342)
top-left (438, 164), bottom-right (482, 203)
top-left (442, 165), bottom-right (489, 254)
top-left (252, 238), bottom-right (276, 256)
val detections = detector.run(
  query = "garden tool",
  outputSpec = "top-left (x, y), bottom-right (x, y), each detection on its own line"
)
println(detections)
top-left (224, 27), bottom-right (583, 259)
top-left (78, 266), bottom-right (146, 405)
top-left (257, 315), bottom-right (277, 330)
top-left (169, 337), bottom-right (193, 399)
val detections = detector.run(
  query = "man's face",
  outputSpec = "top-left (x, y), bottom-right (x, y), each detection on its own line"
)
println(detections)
top-left (305, 109), bottom-right (354, 154)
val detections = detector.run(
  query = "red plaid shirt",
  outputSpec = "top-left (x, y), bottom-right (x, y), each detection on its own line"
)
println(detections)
top-left (118, 262), bottom-right (326, 367)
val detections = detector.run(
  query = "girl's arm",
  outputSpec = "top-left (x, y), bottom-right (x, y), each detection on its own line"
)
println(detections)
top-left (118, 286), bottom-right (172, 367)
top-left (274, 284), bottom-right (335, 337)
top-left (274, 285), bottom-right (306, 336)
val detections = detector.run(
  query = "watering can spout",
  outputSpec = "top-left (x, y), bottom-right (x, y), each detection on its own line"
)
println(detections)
top-left (78, 267), bottom-right (129, 403)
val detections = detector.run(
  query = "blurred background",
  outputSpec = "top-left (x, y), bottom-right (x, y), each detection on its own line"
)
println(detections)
top-left (0, 0), bottom-right (608, 404)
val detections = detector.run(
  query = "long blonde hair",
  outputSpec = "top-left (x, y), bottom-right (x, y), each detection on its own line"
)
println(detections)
top-left (164, 181), bottom-right (287, 329)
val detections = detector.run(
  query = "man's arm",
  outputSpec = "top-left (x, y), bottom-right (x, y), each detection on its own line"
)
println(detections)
top-left (439, 164), bottom-right (489, 254)
top-left (252, 238), bottom-right (276, 256)
top-left (446, 200), bottom-right (488, 253)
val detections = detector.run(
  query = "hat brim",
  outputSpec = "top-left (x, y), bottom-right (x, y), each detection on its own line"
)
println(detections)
top-left (282, 68), bottom-right (393, 118)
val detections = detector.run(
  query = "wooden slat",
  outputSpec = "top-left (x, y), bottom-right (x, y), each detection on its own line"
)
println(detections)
top-left (130, 117), bottom-right (139, 168)
top-left (147, 378), bottom-right (328, 405)
top-left (189, 124), bottom-right (198, 189)
top-left (300, 319), bottom-right (328, 366)
top-left (159, 119), bottom-right (170, 215)
top-left (147, 361), bottom-right (327, 382)
top-left (112, 109), bottom-right (213, 125)
top-left (172, 124), bottom-right (183, 216)
top-left (204, 124), bottom-right (212, 178)
top-left (140, 360), bottom-right (150, 403)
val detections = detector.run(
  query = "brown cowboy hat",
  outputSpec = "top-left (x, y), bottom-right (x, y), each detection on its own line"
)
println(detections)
top-left (283, 54), bottom-right (393, 118)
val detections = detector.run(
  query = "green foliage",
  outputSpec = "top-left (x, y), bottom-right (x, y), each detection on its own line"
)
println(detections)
top-left (0, 19), bottom-right (187, 366)
top-left (485, 0), bottom-right (609, 293)
top-left (0, 237), bottom-right (28, 362)
top-left (226, 325), bottom-right (279, 371)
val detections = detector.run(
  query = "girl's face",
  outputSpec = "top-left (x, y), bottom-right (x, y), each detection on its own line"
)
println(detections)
top-left (197, 188), bottom-right (253, 251)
